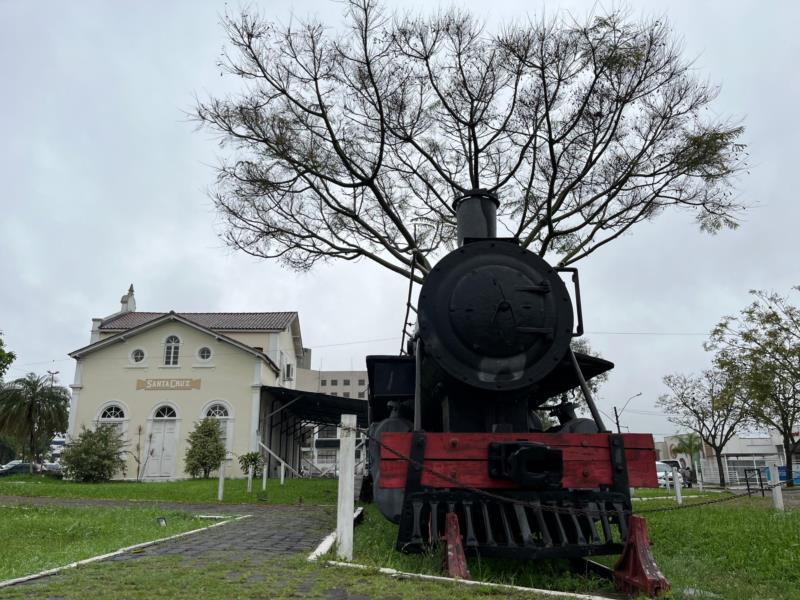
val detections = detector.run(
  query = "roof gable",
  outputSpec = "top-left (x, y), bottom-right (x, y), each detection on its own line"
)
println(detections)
top-left (71, 312), bottom-right (280, 373)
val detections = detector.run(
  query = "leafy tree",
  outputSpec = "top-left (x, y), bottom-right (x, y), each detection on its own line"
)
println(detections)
top-left (0, 372), bottom-right (69, 472)
top-left (238, 451), bottom-right (264, 477)
top-left (197, 2), bottom-right (746, 283)
top-left (0, 333), bottom-right (15, 381)
top-left (657, 370), bottom-right (748, 487)
top-left (61, 425), bottom-right (126, 482)
top-left (184, 418), bottom-right (226, 479)
top-left (706, 289), bottom-right (800, 486)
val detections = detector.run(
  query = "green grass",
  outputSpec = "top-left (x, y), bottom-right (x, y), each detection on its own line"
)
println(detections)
top-left (0, 505), bottom-right (202, 581)
top-left (0, 475), bottom-right (338, 505)
top-left (351, 498), bottom-right (800, 599)
top-left (350, 504), bottom-right (615, 594)
top-left (0, 553), bottom-right (555, 599)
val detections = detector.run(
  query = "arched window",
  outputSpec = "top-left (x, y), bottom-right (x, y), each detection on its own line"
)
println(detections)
top-left (205, 402), bottom-right (232, 452)
top-left (154, 405), bottom-right (177, 419)
top-left (205, 403), bottom-right (229, 418)
top-left (100, 405), bottom-right (125, 420)
top-left (98, 403), bottom-right (127, 438)
top-left (164, 335), bottom-right (180, 366)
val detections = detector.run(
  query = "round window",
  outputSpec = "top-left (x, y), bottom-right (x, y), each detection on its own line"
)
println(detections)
top-left (198, 347), bottom-right (212, 361)
top-left (131, 349), bottom-right (145, 363)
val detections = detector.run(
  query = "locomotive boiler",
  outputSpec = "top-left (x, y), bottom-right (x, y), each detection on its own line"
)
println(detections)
top-left (364, 190), bottom-right (664, 590)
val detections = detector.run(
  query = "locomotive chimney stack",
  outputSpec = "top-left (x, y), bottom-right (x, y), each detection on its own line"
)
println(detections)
top-left (453, 189), bottom-right (499, 246)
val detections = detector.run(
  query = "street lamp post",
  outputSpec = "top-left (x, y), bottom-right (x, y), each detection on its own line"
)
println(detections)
top-left (614, 392), bottom-right (642, 434)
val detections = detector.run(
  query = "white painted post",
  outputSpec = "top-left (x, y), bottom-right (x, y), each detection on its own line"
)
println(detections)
top-left (280, 463), bottom-right (286, 486)
top-left (217, 461), bottom-right (225, 502)
top-left (247, 465), bottom-right (253, 494)
top-left (262, 463), bottom-right (267, 492)
top-left (336, 414), bottom-right (357, 561)
top-left (665, 471), bottom-right (671, 493)
top-left (673, 467), bottom-right (683, 505)
top-left (770, 464), bottom-right (785, 512)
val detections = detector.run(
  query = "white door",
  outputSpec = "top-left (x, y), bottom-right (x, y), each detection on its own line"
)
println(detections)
top-left (146, 419), bottom-right (177, 478)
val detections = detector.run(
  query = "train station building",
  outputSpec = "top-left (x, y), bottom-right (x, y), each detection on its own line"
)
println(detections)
top-left (67, 286), bottom-right (366, 480)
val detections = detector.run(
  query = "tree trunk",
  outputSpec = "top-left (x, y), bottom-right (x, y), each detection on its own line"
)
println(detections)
top-left (29, 430), bottom-right (35, 475)
top-left (784, 440), bottom-right (795, 488)
top-left (715, 452), bottom-right (726, 488)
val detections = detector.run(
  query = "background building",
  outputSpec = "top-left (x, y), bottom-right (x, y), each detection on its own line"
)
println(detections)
top-left (295, 360), bottom-right (368, 476)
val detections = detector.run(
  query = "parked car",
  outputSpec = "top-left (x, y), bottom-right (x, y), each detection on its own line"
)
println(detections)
top-left (41, 462), bottom-right (63, 478)
top-left (655, 461), bottom-right (684, 488)
top-left (0, 460), bottom-right (22, 470)
top-left (0, 463), bottom-right (41, 476)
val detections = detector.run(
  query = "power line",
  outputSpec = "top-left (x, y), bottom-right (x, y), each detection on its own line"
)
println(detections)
top-left (585, 331), bottom-right (707, 336)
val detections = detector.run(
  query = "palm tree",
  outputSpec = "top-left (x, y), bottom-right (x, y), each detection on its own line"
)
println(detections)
top-left (0, 373), bottom-right (69, 472)
top-left (673, 432), bottom-right (703, 484)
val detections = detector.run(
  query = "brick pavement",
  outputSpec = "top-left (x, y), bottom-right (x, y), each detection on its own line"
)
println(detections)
top-left (0, 495), bottom-right (335, 578)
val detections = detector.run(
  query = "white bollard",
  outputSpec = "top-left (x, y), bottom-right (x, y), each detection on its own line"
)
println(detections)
top-left (665, 472), bottom-right (671, 493)
top-left (770, 464), bottom-right (785, 512)
top-left (217, 461), bottom-right (225, 502)
top-left (280, 463), bottom-right (285, 486)
top-left (336, 414), bottom-right (357, 560)
top-left (673, 467), bottom-right (683, 505)
top-left (262, 463), bottom-right (267, 492)
top-left (247, 465), bottom-right (253, 494)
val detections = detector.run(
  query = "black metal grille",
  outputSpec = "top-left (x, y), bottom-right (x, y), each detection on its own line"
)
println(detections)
top-left (397, 490), bottom-right (630, 560)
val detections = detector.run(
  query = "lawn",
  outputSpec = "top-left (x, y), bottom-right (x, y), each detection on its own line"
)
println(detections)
top-left (0, 475), bottom-right (337, 506)
top-left (351, 497), bottom-right (800, 599)
top-left (0, 553), bottom-right (555, 600)
top-left (0, 505), bottom-right (203, 581)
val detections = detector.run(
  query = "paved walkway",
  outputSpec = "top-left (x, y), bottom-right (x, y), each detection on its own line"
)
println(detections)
top-left (0, 495), bottom-right (335, 588)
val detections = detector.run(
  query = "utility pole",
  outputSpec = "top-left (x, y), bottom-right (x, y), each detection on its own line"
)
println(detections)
top-left (46, 370), bottom-right (59, 389)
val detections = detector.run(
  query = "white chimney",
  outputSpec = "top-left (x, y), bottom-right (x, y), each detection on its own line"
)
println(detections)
top-left (120, 284), bottom-right (136, 313)
top-left (90, 318), bottom-right (103, 343)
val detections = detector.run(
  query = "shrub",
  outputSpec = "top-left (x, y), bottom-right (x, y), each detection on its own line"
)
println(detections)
top-left (238, 451), bottom-right (264, 477)
top-left (61, 425), bottom-right (126, 482)
top-left (184, 418), bottom-right (225, 478)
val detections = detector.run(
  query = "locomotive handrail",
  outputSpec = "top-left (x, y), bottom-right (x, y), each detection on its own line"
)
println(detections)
top-left (555, 267), bottom-right (584, 337)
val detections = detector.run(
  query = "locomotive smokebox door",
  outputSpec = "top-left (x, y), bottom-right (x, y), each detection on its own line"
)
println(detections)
top-left (418, 239), bottom-right (574, 393)
top-left (488, 442), bottom-right (564, 488)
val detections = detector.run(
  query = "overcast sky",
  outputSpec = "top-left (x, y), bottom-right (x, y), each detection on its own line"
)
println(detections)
top-left (1, 1), bottom-right (798, 439)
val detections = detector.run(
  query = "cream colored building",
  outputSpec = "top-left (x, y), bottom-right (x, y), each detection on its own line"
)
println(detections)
top-left (68, 286), bottom-right (304, 480)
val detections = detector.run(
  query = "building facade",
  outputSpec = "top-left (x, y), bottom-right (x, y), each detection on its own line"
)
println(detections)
top-left (68, 286), bottom-right (303, 480)
top-left (296, 367), bottom-right (368, 475)
top-left (657, 431), bottom-right (788, 486)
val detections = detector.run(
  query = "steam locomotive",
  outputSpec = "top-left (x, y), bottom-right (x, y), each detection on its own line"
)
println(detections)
top-left (365, 190), bottom-right (659, 565)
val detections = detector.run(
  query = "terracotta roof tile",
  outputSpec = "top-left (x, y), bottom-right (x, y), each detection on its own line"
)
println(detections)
top-left (99, 311), bottom-right (297, 331)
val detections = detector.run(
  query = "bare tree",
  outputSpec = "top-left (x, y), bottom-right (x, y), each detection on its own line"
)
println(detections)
top-left (706, 289), bottom-right (800, 486)
top-left (657, 370), bottom-right (748, 488)
top-left (196, 1), bottom-right (746, 283)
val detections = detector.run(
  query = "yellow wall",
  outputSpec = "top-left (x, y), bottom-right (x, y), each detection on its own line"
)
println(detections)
top-left (71, 320), bottom-right (279, 480)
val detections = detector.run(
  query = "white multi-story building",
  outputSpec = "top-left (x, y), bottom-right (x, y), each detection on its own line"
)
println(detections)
top-left (296, 366), bottom-right (368, 475)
